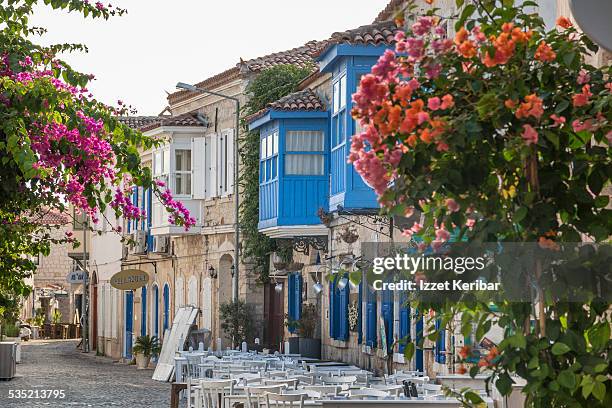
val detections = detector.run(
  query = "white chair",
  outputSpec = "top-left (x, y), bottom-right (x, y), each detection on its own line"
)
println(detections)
top-left (303, 385), bottom-right (342, 397)
top-left (265, 392), bottom-right (305, 408)
top-left (348, 389), bottom-right (391, 400)
top-left (284, 389), bottom-right (322, 400)
top-left (422, 383), bottom-right (443, 396)
top-left (321, 375), bottom-right (357, 386)
top-left (263, 378), bottom-right (299, 390)
top-left (371, 384), bottom-right (404, 397)
top-left (197, 379), bottom-right (234, 408)
top-left (245, 385), bottom-right (284, 408)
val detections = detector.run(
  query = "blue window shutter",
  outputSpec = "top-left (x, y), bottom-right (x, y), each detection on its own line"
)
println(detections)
top-left (435, 319), bottom-right (446, 364)
top-left (140, 187), bottom-right (146, 230)
top-left (338, 280), bottom-right (349, 340)
top-left (329, 281), bottom-right (335, 339)
top-left (357, 282), bottom-right (363, 344)
top-left (288, 274), bottom-right (296, 333)
top-left (146, 188), bottom-right (153, 251)
top-left (295, 273), bottom-right (302, 321)
top-left (366, 287), bottom-right (377, 347)
top-left (399, 293), bottom-right (410, 352)
top-left (141, 286), bottom-right (147, 336)
top-left (381, 289), bottom-right (394, 352)
top-left (415, 312), bottom-right (424, 371)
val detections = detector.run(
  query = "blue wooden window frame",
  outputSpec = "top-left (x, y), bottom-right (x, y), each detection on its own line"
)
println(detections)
top-left (329, 275), bottom-right (349, 341)
top-left (141, 286), bottom-right (147, 336)
top-left (260, 130), bottom-right (279, 183)
top-left (435, 318), bottom-right (446, 364)
top-left (357, 282), bottom-right (363, 344)
top-left (153, 284), bottom-right (159, 338)
top-left (125, 290), bottom-right (134, 359)
top-left (365, 284), bottom-right (377, 347)
top-left (399, 292), bottom-right (410, 352)
top-left (381, 287), bottom-right (394, 353)
top-left (415, 311), bottom-right (424, 371)
top-left (284, 130), bottom-right (325, 176)
top-left (163, 283), bottom-right (170, 334)
top-left (287, 273), bottom-right (302, 333)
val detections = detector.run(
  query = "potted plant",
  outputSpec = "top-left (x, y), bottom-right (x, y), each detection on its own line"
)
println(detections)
top-left (296, 303), bottom-right (321, 359)
top-left (132, 335), bottom-right (161, 369)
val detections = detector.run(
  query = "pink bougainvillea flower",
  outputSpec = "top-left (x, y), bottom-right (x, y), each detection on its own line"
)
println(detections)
top-left (556, 16), bottom-right (572, 29)
top-left (572, 119), bottom-right (595, 132)
top-left (428, 97), bottom-right (441, 110)
top-left (549, 114), bottom-right (566, 127)
top-left (577, 69), bottom-right (590, 85)
top-left (445, 198), bottom-right (460, 212)
top-left (440, 94), bottom-right (454, 109)
top-left (521, 124), bottom-right (539, 145)
top-left (572, 84), bottom-right (592, 107)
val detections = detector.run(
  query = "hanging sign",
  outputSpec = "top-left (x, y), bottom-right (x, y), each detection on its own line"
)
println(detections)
top-left (110, 269), bottom-right (149, 290)
top-left (67, 270), bottom-right (86, 284)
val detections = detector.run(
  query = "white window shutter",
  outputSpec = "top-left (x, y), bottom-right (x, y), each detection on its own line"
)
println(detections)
top-left (207, 134), bottom-right (218, 198)
top-left (218, 133), bottom-right (226, 194)
top-left (191, 137), bottom-right (206, 199)
top-left (226, 129), bottom-right (235, 194)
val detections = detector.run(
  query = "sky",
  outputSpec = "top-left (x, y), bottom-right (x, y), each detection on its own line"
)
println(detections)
top-left (31, 1), bottom-right (390, 115)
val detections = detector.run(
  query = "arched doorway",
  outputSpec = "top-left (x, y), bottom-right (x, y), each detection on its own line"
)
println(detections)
top-left (140, 286), bottom-right (147, 336)
top-left (91, 271), bottom-right (98, 350)
top-left (152, 284), bottom-right (159, 338)
top-left (124, 290), bottom-right (134, 359)
top-left (163, 283), bottom-right (170, 336)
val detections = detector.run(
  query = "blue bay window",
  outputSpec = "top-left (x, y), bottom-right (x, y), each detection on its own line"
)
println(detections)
top-left (248, 101), bottom-right (329, 237)
top-left (318, 43), bottom-right (393, 211)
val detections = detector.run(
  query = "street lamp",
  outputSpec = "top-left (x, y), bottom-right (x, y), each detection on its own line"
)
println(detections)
top-left (176, 82), bottom-right (240, 302)
top-left (208, 265), bottom-right (217, 279)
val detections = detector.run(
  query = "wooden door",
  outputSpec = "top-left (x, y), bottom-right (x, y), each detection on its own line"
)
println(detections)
top-left (263, 283), bottom-right (284, 350)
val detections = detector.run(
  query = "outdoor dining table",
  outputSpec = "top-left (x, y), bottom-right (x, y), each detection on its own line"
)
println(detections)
top-left (435, 375), bottom-right (489, 390)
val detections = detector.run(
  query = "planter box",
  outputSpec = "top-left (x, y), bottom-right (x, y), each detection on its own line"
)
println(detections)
top-left (298, 338), bottom-right (321, 359)
top-left (288, 337), bottom-right (300, 354)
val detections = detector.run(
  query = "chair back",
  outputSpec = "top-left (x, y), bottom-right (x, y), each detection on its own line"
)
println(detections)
top-left (198, 379), bottom-right (234, 408)
top-left (371, 384), bottom-right (404, 397)
top-left (303, 385), bottom-right (341, 397)
top-left (186, 354), bottom-right (203, 379)
top-left (348, 389), bottom-right (390, 400)
top-left (321, 375), bottom-right (357, 386)
top-left (265, 392), bottom-right (305, 408)
top-left (245, 385), bottom-right (284, 408)
top-left (263, 378), bottom-right (299, 390)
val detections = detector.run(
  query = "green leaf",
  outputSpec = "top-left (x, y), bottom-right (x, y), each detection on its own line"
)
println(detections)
top-left (563, 51), bottom-right (576, 67)
top-left (496, 372), bottom-right (514, 396)
top-left (582, 382), bottom-right (594, 399)
top-left (464, 391), bottom-right (484, 404)
top-left (551, 342), bottom-right (571, 355)
top-left (587, 323), bottom-right (610, 351)
top-left (513, 207), bottom-right (528, 223)
top-left (554, 100), bottom-right (570, 114)
top-left (592, 381), bottom-right (605, 402)
top-left (558, 370), bottom-right (577, 390)
top-left (543, 130), bottom-right (559, 150)
top-left (455, 4), bottom-right (476, 31)
top-left (455, 0), bottom-right (465, 8)
top-left (403, 342), bottom-right (415, 361)
top-left (469, 365), bottom-right (480, 378)
top-left (594, 196), bottom-right (609, 208)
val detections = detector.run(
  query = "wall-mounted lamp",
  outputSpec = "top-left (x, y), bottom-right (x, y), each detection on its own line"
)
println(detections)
top-left (337, 277), bottom-right (349, 291)
top-left (274, 282), bottom-right (283, 293)
top-left (312, 282), bottom-right (323, 294)
top-left (208, 265), bottom-right (217, 279)
top-left (230, 263), bottom-right (235, 278)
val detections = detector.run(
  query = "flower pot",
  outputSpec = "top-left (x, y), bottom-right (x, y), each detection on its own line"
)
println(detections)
top-left (135, 354), bottom-right (150, 369)
top-left (298, 338), bottom-right (321, 359)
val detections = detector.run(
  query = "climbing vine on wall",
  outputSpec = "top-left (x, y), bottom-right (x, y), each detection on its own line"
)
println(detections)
top-left (240, 65), bottom-right (312, 283)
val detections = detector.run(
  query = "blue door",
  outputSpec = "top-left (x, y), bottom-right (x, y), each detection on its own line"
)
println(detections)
top-left (415, 313), bottom-right (424, 371)
top-left (141, 286), bottom-right (147, 336)
top-left (163, 284), bottom-right (170, 335)
top-left (153, 285), bottom-right (159, 338)
top-left (125, 291), bottom-right (134, 359)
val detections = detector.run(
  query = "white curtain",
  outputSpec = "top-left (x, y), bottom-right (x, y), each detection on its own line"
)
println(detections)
top-left (286, 131), bottom-right (324, 151)
top-left (285, 154), bottom-right (324, 175)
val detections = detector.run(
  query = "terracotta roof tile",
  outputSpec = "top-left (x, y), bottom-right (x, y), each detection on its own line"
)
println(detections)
top-left (117, 116), bottom-right (161, 130)
top-left (167, 41), bottom-right (328, 106)
top-left (269, 88), bottom-right (325, 111)
top-left (38, 211), bottom-right (69, 225)
top-left (140, 111), bottom-right (208, 132)
top-left (329, 21), bottom-right (398, 47)
top-left (246, 88), bottom-right (325, 123)
top-left (374, 0), bottom-right (406, 23)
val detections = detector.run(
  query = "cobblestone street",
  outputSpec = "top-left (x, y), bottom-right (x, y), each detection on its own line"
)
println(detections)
top-left (0, 340), bottom-right (174, 407)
